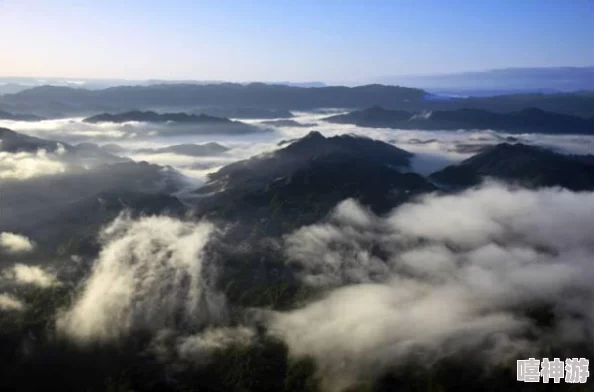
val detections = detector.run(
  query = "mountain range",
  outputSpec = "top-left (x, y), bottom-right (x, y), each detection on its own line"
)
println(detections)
top-left (379, 67), bottom-right (594, 93)
top-left (325, 106), bottom-right (594, 134)
top-left (260, 119), bottom-right (317, 128)
top-left (135, 142), bottom-right (229, 157)
top-left (0, 127), bottom-right (126, 165)
top-left (2, 123), bottom-right (594, 391)
top-left (191, 131), bottom-right (594, 237)
top-left (194, 107), bottom-right (294, 119)
top-left (192, 131), bottom-right (431, 233)
top-left (84, 110), bottom-right (236, 124)
top-left (0, 83), bottom-right (425, 117)
top-left (430, 143), bottom-right (594, 190)
top-left (4, 126), bottom-right (593, 247)
top-left (1, 82), bottom-right (593, 119)
top-left (0, 110), bottom-right (44, 121)
top-left (83, 110), bottom-right (269, 136)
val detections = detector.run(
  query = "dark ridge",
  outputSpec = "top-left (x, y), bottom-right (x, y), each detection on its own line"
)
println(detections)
top-left (430, 143), bottom-right (594, 190)
top-left (200, 131), bottom-right (413, 194)
top-left (196, 107), bottom-right (294, 119)
top-left (325, 106), bottom-right (594, 135)
top-left (0, 127), bottom-right (126, 164)
top-left (135, 142), bottom-right (229, 157)
top-left (0, 83), bottom-right (426, 117)
top-left (0, 160), bottom-right (186, 253)
top-left (0, 110), bottom-right (44, 121)
top-left (0, 127), bottom-right (62, 152)
top-left (260, 119), bottom-right (316, 128)
top-left (192, 131), bottom-right (428, 236)
top-left (83, 110), bottom-right (232, 124)
top-left (2, 84), bottom-right (593, 118)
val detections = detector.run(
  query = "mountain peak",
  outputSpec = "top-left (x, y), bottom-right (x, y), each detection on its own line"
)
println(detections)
top-left (302, 130), bottom-right (325, 140)
top-left (430, 142), bottom-right (594, 190)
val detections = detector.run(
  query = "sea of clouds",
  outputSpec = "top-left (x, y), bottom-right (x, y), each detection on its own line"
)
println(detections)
top-left (2, 112), bottom-right (594, 390)
top-left (6, 182), bottom-right (583, 390)
top-left (2, 111), bottom-right (593, 183)
top-left (271, 183), bottom-right (594, 389)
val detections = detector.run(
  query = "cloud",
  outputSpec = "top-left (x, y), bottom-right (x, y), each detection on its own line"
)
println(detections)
top-left (57, 213), bottom-right (226, 343)
top-left (0, 232), bottom-right (36, 254)
top-left (128, 152), bottom-right (237, 181)
top-left (4, 113), bottom-right (593, 182)
top-left (2, 264), bottom-right (58, 287)
top-left (0, 117), bottom-right (268, 146)
top-left (175, 326), bottom-right (255, 363)
top-left (0, 293), bottom-right (24, 311)
top-left (0, 149), bottom-right (67, 180)
top-left (272, 183), bottom-right (594, 389)
top-left (0, 118), bottom-right (132, 143)
top-left (148, 326), bottom-right (257, 366)
top-left (55, 212), bottom-right (257, 366)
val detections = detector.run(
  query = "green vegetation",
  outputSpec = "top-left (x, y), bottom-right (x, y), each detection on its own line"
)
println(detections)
top-left (1, 285), bottom-right (593, 391)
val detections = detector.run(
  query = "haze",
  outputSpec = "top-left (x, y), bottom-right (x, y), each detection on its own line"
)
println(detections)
top-left (1, 0), bottom-right (593, 83)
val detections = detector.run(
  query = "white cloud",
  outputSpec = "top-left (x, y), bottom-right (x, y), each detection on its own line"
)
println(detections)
top-left (0, 118), bottom-right (129, 142)
top-left (176, 327), bottom-right (256, 364)
top-left (146, 325), bottom-right (256, 367)
top-left (3, 264), bottom-right (58, 287)
top-left (57, 213), bottom-right (225, 343)
top-left (4, 113), bottom-right (593, 181)
top-left (0, 232), bottom-right (36, 254)
top-left (0, 293), bottom-right (24, 311)
top-left (273, 184), bottom-right (594, 389)
top-left (0, 149), bottom-right (66, 180)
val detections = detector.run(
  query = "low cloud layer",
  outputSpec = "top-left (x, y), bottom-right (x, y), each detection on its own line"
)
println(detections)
top-left (3, 113), bottom-right (594, 183)
top-left (149, 326), bottom-right (257, 367)
top-left (0, 232), bottom-right (36, 254)
top-left (2, 264), bottom-right (59, 287)
top-left (273, 183), bottom-right (594, 389)
top-left (0, 293), bottom-right (24, 311)
top-left (0, 149), bottom-right (67, 180)
top-left (57, 214), bottom-right (225, 343)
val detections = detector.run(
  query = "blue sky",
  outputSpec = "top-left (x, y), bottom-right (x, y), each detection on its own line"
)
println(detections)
top-left (0, 0), bottom-right (592, 83)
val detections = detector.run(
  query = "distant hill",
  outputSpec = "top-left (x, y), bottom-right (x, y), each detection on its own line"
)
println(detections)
top-left (0, 160), bottom-right (185, 253)
top-left (0, 83), bottom-right (30, 95)
top-left (195, 107), bottom-right (294, 119)
top-left (429, 143), bottom-right (594, 191)
top-left (193, 131), bottom-right (432, 234)
top-left (83, 110), bottom-right (232, 124)
top-left (199, 131), bottom-right (414, 194)
top-left (0, 127), bottom-right (63, 152)
top-left (0, 127), bottom-right (126, 165)
top-left (325, 106), bottom-right (594, 134)
top-left (82, 110), bottom-right (269, 136)
top-left (260, 119), bottom-right (316, 128)
top-left (1, 82), bottom-right (593, 118)
top-left (0, 83), bottom-right (427, 117)
top-left (0, 128), bottom-right (187, 253)
top-left (0, 110), bottom-right (44, 121)
top-left (380, 67), bottom-right (594, 93)
top-left (136, 142), bottom-right (229, 157)
top-left (436, 91), bottom-right (594, 117)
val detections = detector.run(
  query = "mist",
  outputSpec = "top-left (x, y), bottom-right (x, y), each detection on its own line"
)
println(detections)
top-left (0, 149), bottom-right (67, 179)
top-left (272, 183), bottom-right (594, 389)
top-left (57, 213), bottom-right (224, 343)
top-left (2, 109), bottom-right (594, 391)
top-left (0, 293), bottom-right (24, 311)
top-left (3, 112), bottom-right (593, 185)
top-left (0, 232), bottom-right (36, 254)
top-left (2, 264), bottom-right (59, 288)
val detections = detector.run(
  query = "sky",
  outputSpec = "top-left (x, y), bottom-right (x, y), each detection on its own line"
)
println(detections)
top-left (0, 0), bottom-right (593, 83)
